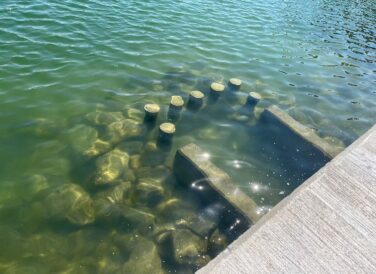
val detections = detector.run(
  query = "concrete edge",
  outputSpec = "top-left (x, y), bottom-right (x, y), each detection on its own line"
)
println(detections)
top-left (261, 105), bottom-right (342, 159)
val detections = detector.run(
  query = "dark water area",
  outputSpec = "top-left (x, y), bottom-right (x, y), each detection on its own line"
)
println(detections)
top-left (0, 0), bottom-right (375, 273)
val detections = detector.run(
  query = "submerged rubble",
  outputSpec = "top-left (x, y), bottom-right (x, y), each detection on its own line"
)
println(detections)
top-left (3, 75), bottom-right (326, 274)
top-left (45, 183), bottom-right (95, 226)
top-left (95, 149), bottom-right (130, 185)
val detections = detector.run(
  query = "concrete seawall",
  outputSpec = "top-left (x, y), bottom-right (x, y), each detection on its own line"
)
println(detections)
top-left (198, 124), bottom-right (376, 273)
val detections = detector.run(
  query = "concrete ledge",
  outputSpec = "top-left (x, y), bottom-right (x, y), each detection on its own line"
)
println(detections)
top-left (197, 124), bottom-right (376, 273)
top-left (173, 143), bottom-right (260, 227)
top-left (261, 105), bottom-right (342, 159)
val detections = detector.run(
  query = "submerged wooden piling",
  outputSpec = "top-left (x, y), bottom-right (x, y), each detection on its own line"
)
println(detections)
top-left (168, 96), bottom-right (184, 121)
top-left (158, 122), bottom-right (176, 143)
top-left (209, 82), bottom-right (225, 103)
top-left (246, 92), bottom-right (261, 107)
top-left (144, 103), bottom-right (160, 122)
top-left (170, 96), bottom-right (184, 110)
top-left (188, 90), bottom-right (204, 110)
top-left (228, 78), bottom-right (242, 90)
top-left (210, 82), bottom-right (225, 94)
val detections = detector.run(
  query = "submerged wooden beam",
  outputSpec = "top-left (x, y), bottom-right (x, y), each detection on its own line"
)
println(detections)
top-left (173, 143), bottom-right (260, 225)
top-left (261, 105), bottom-right (342, 159)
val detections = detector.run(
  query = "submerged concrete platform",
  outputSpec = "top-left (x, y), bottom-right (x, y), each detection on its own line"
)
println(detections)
top-left (198, 124), bottom-right (376, 273)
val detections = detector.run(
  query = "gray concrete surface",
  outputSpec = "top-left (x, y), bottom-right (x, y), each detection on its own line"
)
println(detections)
top-left (174, 143), bottom-right (260, 225)
top-left (261, 105), bottom-right (343, 159)
top-left (198, 124), bottom-right (376, 274)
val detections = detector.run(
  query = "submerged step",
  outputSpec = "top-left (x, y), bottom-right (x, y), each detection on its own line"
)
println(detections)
top-left (173, 143), bottom-right (260, 226)
top-left (261, 105), bottom-right (342, 159)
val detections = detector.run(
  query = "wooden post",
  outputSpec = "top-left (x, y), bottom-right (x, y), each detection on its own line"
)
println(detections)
top-left (228, 78), bottom-right (242, 91)
top-left (168, 96), bottom-right (184, 122)
top-left (144, 103), bottom-right (160, 122)
top-left (188, 90), bottom-right (204, 110)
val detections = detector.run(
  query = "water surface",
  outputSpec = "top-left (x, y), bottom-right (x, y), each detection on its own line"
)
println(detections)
top-left (0, 0), bottom-right (375, 273)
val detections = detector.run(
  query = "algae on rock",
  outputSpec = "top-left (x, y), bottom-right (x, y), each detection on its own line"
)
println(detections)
top-left (45, 183), bottom-right (95, 226)
top-left (95, 149), bottom-right (130, 185)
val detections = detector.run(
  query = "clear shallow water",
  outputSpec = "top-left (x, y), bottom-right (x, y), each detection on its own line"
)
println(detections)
top-left (0, 0), bottom-right (375, 273)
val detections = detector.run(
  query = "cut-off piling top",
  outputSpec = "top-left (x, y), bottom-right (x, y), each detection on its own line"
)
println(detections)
top-left (229, 78), bottom-right (242, 88)
top-left (246, 92), bottom-right (262, 105)
top-left (190, 90), bottom-right (204, 99)
top-left (249, 92), bottom-right (261, 101)
top-left (144, 103), bottom-right (160, 114)
top-left (210, 82), bottom-right (225, 93)
top-left (159, 122), bottom-right (176, 134)
top-left (170, 96), bottom-right (184, 108)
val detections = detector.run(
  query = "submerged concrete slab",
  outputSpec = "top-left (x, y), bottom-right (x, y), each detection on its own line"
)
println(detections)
top-left (198, 124), bottom-right (376, 273)
top-left (173, 143), bottom-right (260, 225)
top-left (261, 105), bottom-right (342, 159)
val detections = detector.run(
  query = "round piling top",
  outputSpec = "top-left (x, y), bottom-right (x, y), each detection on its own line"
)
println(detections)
top-left (170, 96), bottom-right (184, 108)
top-left (144, 103), bottom-right (160, 114)
top-left (210, 82), bottom-right (225, 93)
top-left (229, 78), bottom-right (242, 87)
top-left (249, 91), bottom-right (262, 101)
top-left (190, 90), bottom-right (204, 99)
top-left (159, 122), bottom-right (176, 134)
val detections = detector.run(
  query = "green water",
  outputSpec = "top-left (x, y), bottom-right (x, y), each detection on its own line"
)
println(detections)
top-left (0, 0), bottom-right (375, 273)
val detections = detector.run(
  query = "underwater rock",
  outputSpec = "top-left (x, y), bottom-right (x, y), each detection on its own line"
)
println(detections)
top-left (111, 231), bottom-right (151, 256)
top-left (67, 228), bottom-right (105, 257)
top-left (208, 229), bottom-right (228, 256)
top-left (83, 138), bottom-right (112, 158)
top-left (130, 154), bottom-right (141, 170)
top-left (145, 141), bottom-right (158, 151)
top-left (228, 113), bottom-right (250, 123)
top-left (105, 118), bottom-right (143, 144)
top-left (122, 238), bottom-right (164, 274)
top-left (66, 124), bottom-right (98, 155)
top-left (107, 181), bottom-right (132, 203)
top-left (121, 207), bottom-right (155, 235)
top-left (197, 127), bottom-right (219, 140)
top-left (135, 178), bottom-right (165, 207)
top-left (95, 256), bottom-right (122, 274)
top-left (85, 111), bottom-right (124, 126)
top-left (95, 149), bottom-right (129, 185)
top-left (20, 201), bottom-right (47, 233)
top-left (124, 107), bottom-right (144, 123)
top-left (0, 226), bottom-right (25, 260)
top-left (23, 232), bottom-right (69, 259)
top-left (117, 140), bottom-right (144, 155)
top-left (184, 217), bottom-right (217, 238)
top-left (94, 241), bottom-right (122, 273)
top-left (171, 229), bottom-right (208, 267)
top-left (156, 198), bottom-right (196, 222)
top-left (94, 181), bottom-right (133, 221)
top-left (135, 165), bottom-right (170, 182)
top-left (1, 261), bottom-right (50, 274)
top-left (45, 183), bottom-right (95, 226)
top-left (123, 168), bottom-right (136, 183)
top-left (30, 141), bottom-right (70, 179)
top-left (140, 148), bottom-right (168, 167)
top-left (28, 174), bottom-right (49, 192)
top-left (153, 223), bottom-right (176, 240)
top-left (27, 117), bottom-right (66, 138)
top-left (59, 263), bottom-right (91, 274)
